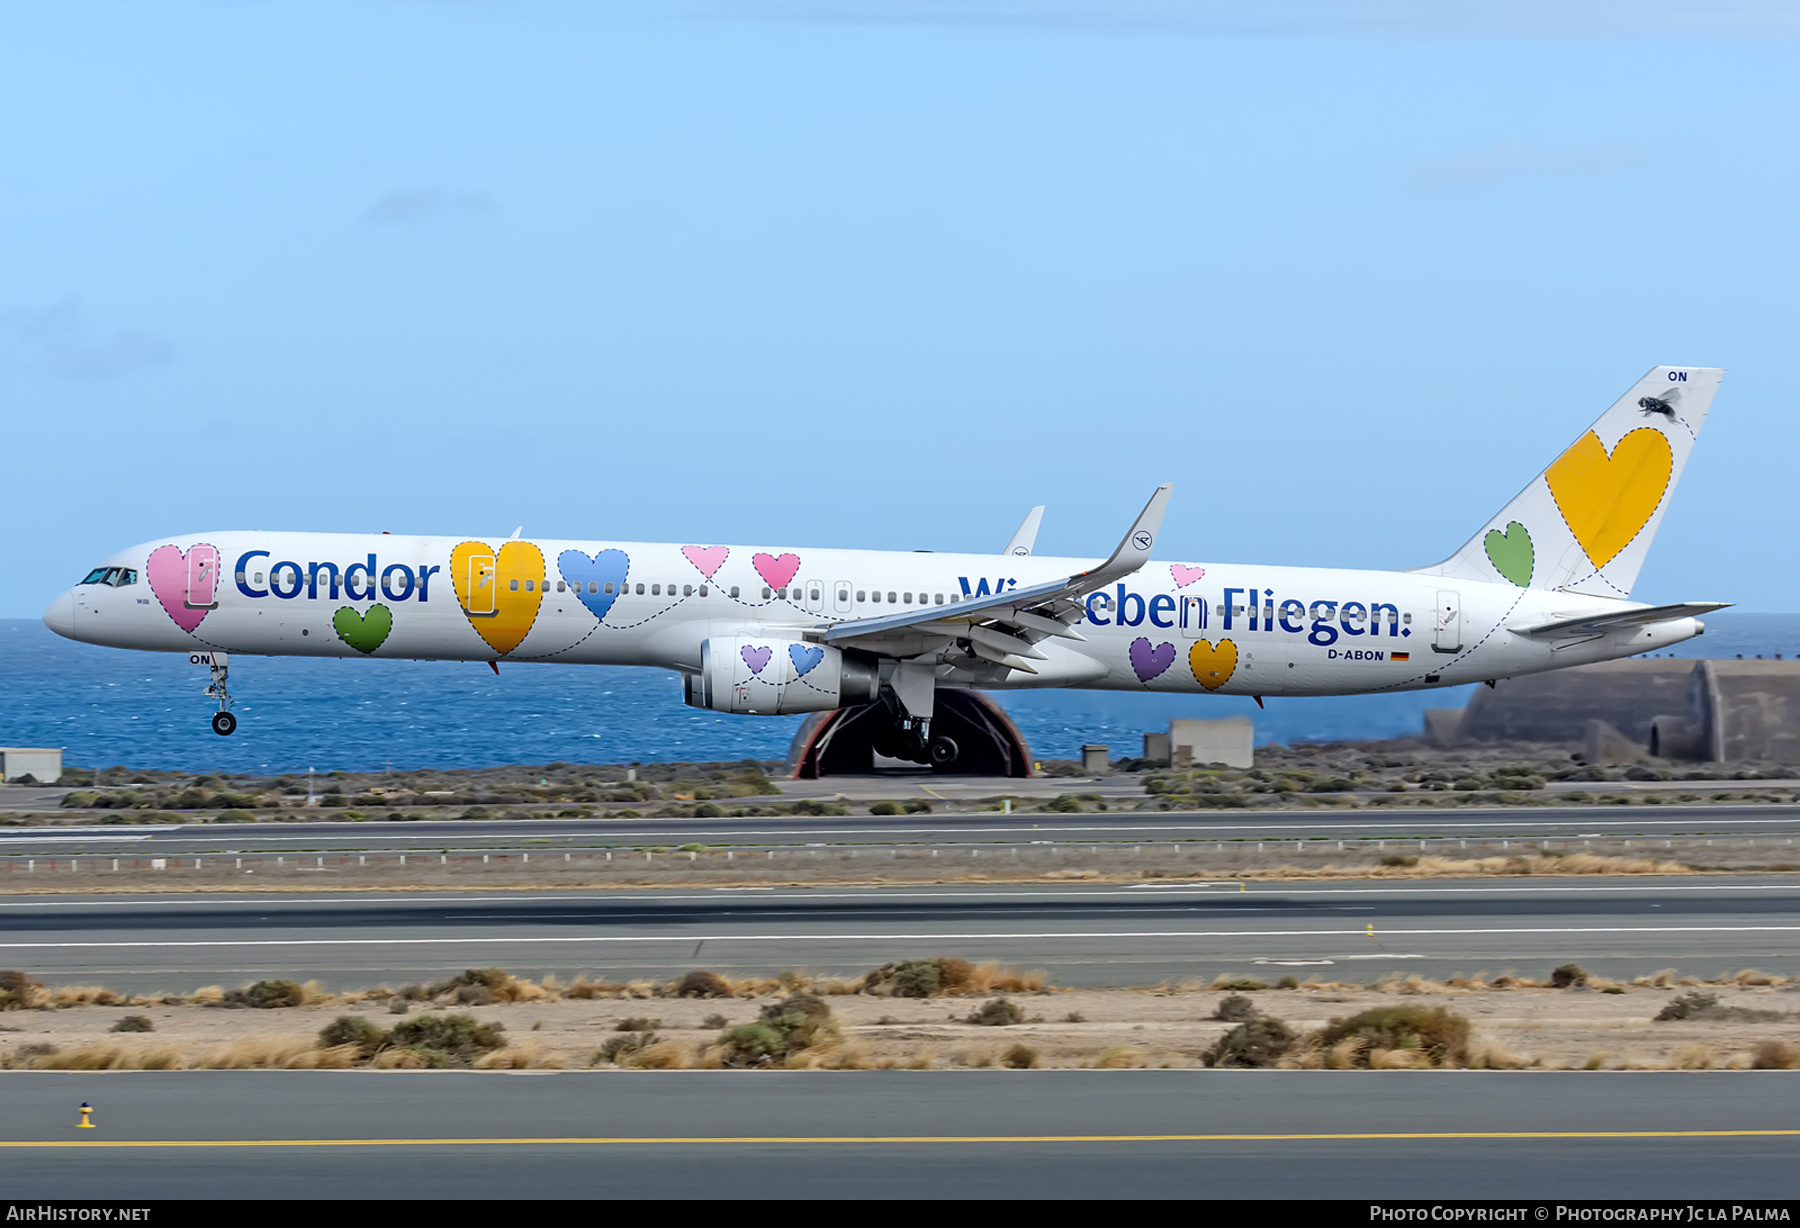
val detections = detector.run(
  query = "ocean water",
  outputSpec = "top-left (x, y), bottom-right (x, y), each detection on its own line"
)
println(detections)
top-left (3, 615), bottom-right (1794, 775)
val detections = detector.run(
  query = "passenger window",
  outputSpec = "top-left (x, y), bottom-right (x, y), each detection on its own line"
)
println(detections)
top-left (652, 584), bottom-right (661, 596)
top-left (255, 573), bottom-right (264, 585)
top-left (525, 580), bottom-right (534, 591)
top-left (888, 591), bottom-right (897, 603)
top-left (556, 581), bottom-right (566, 592)
top-left (903, 592), bottom-right (912, 603)
top-left (761, 587), bottom-right (771, 599)
top-left (857, 590), bottom-right (866, 602)
top-left (699, 585), bottom-right (708, 597)
top-left (1403, 613), bottom-right (1412, 624)
top-left (509, 579), bottom-right (520, 591)
top-left (636, 583), bottom-right (645, 595)
top-left (935, 594), bottom-right (944, 605)
top-left (871, 592), bottom-right (881, 603)
top-left (684, 585), bottom-right (693, 597)
top-left (730, 586), bottom-right (740, 598)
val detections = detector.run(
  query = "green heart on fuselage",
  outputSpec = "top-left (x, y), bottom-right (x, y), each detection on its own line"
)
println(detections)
top-left (1483, 521), bottom-right (1534, 588)
top-left (333, 603), bottom-right (393, 654)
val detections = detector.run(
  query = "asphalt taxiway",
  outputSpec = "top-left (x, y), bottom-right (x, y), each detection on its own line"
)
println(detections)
top-left (3, 875), bottom-right (1797, 989)
top-left (0, 1071), bottom-right (1792, 1198)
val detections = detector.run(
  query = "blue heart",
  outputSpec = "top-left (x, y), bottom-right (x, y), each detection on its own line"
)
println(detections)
top-left (788, 643), bottom-right (825, 677)
top-left (558, 549), bottom-right (631, 624)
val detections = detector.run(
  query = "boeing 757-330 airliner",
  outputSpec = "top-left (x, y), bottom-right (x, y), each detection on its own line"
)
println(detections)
top-left (43, 366), bottom-right (1727, 767)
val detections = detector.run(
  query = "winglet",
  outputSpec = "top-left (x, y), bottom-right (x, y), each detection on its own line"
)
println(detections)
top-left (1078, 484), bottom-right (1172, 586)
top-left (1004, 506), bottom-right (1045, 557)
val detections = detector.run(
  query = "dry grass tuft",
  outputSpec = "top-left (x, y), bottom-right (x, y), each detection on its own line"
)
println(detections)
top-left (1673, 1043), bottom-right (1717, 1070)
top-left (1467, 1039), bottom-right (1532, 1070)
top-left (474, 1046), bottom-right (566, 1070)
top-left (1750, 1040), bottom-right (1799, 1070)
top-left (1728, 969), bottom-right (1787, 987)
top-left (1089, 1045), bottom-right (1144, 1069)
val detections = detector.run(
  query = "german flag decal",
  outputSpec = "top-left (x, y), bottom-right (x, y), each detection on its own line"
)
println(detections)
top-left (1390, 652), bottom-right (1410, 662)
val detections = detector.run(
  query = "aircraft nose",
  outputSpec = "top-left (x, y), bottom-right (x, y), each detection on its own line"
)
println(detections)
top-left (42, 590), bottom-right (77, 639)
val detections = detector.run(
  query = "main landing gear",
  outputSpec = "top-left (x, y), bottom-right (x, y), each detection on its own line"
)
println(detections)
top-left (870, 713), bottom-right (959, 769)
top-left (205, 652), bottom-right (236, 736)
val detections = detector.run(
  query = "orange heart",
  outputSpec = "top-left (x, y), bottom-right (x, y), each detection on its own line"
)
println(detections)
top-left (450, 540), bottom-right (545, 656)
top-left (1188, 639), bottom-right (1237, 691)
top-left (1544, 428), bottom-right (1673, 568)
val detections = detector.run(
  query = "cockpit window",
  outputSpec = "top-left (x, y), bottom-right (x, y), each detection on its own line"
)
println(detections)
top-left (78, 567), bottom-right (137, 588)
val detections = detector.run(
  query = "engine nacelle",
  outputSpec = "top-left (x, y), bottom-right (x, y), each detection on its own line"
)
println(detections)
top-left (684, 636), bottom-right (880, 715)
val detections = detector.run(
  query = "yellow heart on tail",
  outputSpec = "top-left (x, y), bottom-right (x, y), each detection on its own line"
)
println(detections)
top-left (1544, 428), bottom-right (1673, 569)
top-left (1188, 639), bottom-right (1237, 691)
top-left (450, 540), bottom-right (545, 656)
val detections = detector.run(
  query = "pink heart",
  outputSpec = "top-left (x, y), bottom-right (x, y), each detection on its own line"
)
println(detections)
top-left (146, 543), bottom-right (216, 634)
top-left (753, 552), bottom-right (801, 590)
top-left (1170, 563), bottom-right (1206, 588)
top-left (741, 644), bottom-right (773, 675)
top-left (682, 545), bottom-right (728, 579)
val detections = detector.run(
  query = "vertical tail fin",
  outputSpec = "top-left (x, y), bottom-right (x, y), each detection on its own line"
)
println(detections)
top-left (1420, 365), bottom-right (1723, 598)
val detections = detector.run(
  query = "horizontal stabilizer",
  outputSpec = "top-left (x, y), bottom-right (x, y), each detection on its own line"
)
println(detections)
top-left (1509, 601), bottom-right (1731, 639)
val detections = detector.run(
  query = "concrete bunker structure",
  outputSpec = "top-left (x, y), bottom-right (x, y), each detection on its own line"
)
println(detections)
top-left (1439, 658), bottom-right (1800, 764)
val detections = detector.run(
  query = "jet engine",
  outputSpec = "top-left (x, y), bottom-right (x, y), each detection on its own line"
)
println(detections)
top-left (684, 636), bottom-right (880, 715)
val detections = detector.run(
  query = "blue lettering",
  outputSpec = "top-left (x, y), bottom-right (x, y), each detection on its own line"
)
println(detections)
top-left (1116, 583), bottom-right (1145, 628)
top-left (418, 564), bottom-right (439, 602)
top-left (1341, 600), bottom-right (1367, 636)
top-left (1148, 593), bottom-right (1175, 628)
top-left (1084, 592), bottom-right (1112, 626)
top-left (1370, 602), bottom-right (1399, 637)
top-left (381, 563), bottom-right (416, 602)
top-left (344, 554), bottom-right (378, 601)
top-left (234, 550), bottom-right (269, 599)
top-left (1221, 587), bottom-right (1242, 632)
top-left (1278, 599), bottom-right (1306, 634)
top-left (307, 561), bottom-right (341, 601)
top-left (270, 562), bottom-right (304, 600)
top-left (959, 577), bottom-right (994, 598)
top-left (1308, 600), bottom-right (1339, 647)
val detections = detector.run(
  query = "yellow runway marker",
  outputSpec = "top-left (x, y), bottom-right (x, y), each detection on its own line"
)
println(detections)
top-left (2, 1130), bottom-right (1798, 1149)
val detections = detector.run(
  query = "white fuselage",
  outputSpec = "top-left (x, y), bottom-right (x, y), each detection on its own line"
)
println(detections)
top-left (44, 531), bottom-right (1701, 699)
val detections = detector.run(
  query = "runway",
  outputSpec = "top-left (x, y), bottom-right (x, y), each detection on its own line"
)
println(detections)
top-left (4, 876), bottom-right (1798, 989)
top-left (7, 802), bottom-right (1800, 860)
top-left (0, 1071), bottom-right (1793, 1198)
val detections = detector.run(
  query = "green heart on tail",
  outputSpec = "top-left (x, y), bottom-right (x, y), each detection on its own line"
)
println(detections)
top-left (333, 604), bottom-right (393, 654)
top-left (1483, 521), bottom-right (1534, 588)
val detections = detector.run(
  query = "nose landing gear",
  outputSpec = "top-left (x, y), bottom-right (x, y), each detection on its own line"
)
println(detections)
top-left (204, 652), bottom-right (236, 736)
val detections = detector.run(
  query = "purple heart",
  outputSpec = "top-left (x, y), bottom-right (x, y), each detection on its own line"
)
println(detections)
top-left (1129, 636), bottom-right (1176, 683)
top-left (741, 644), bottom-right (773, 675)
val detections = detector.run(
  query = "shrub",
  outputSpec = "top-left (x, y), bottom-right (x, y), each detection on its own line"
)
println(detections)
top-left (597, 1033), bottom-right (659, 1064)
top-left (213, 809), bottom-right (257, 823)
top-left (675, 970), bottom-right (732, 999)
top-left (869, 801), bottom-right (901, 816)
top-left (1315, 1005), bottom-right (1471, 1068)
top-left (1751, 1041), bottom-right (1798, 1070)
top-left (388, 997), bottom-right (409, 1015)
top-left (1655, 991), bottom-right (1720, 1022)
top-left (428, 967), bottom-right (521, 1005)
top-left (1044, 795), bottom-right (1082, 813)
top-left (703, 1013), bottom-right (729, 1030)
top-left (1204, 1017), bottom-right (1296, 1068)
top-left (318, 1015), bottom-right (387, 1058)
top-left (224, 979), bottom-right (305, 1009)
top-left (615, 1016), bottom-right (662, 1032)
top-left (714, 994), bottom-right (836, 1067)
top-left (0, 971), bottom-right (45, 1011)
top-left (1550, 964), bottom-right (1589, 989)
top-left (1212, 977), bottom-right (1268, 992)
top-left (387, 1014), bottom-right (506, 1066)
top-left (967, 998), bottom-right (1024, 1027)
top-left (866, 956), bottom-right (975, 998)
top-left (1001, 1043), bottom-right (1038, 1069)
top-left (110, 1015), bottom-right (154, 1034)
top-left (1213, 994), bottom-right (1258, 1022)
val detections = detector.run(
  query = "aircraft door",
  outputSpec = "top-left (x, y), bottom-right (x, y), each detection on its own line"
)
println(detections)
top-left (804, 580), bottom-right (825, 615)
top-left (465, 554), bottom-right (497, 616)
top-left (1433, 590), bottom-right (1461, 653)
top-left (186, 545), bottom-right (220, 610)
top-left (1178, 594), bottom-right (1208, 639)
top-left (833, 581), bottom-right (853, 616)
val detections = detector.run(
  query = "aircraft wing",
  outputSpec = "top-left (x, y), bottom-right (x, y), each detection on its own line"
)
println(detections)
top-left (822, 484), bottom-right (1171, 670)
top-left (1508, 601), bottom-right (1732, 639)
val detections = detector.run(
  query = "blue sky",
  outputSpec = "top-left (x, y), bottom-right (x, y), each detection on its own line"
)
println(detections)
top-left (4, 1), bottom-right (1796, 618)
